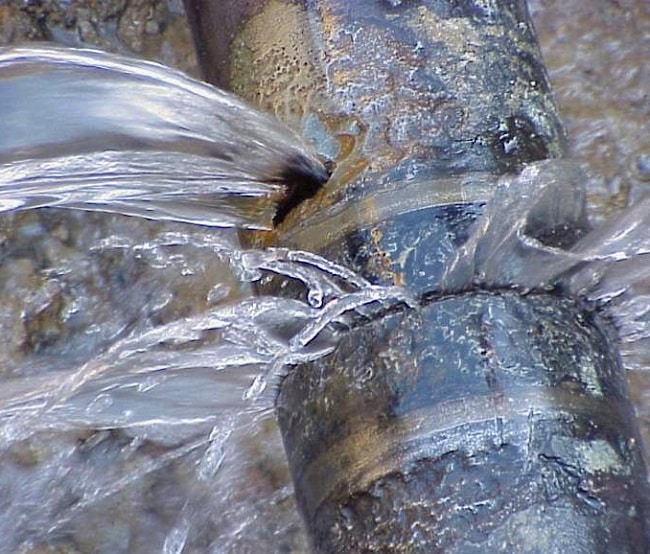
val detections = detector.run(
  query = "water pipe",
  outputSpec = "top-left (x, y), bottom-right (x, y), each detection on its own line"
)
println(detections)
top-left (184, 1), bottom-right (650, 551)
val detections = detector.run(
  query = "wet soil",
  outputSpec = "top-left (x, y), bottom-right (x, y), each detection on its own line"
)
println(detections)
top-left (0, 0), bottom-right (198, 75)
top-left (530, 0), bottom-right (650, 223)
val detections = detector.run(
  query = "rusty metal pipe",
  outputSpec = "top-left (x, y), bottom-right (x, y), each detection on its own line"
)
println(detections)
top-left (184, 1), bottom-right (650, 551)
top-left (184, 0), bottom-right (566, 238)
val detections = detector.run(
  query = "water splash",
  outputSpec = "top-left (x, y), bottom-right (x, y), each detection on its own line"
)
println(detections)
top-left (0, 221), bottom-right (388, 551)
top-left (0, 45), bottom-right (328, 229)
top-left (0, 150), bottom-right (284, 228)
top-left (440, 160), bottom-right (650, 372)
top-left (0, 45), bottom-right (649, 554)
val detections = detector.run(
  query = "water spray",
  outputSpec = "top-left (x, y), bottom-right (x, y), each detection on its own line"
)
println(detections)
top-left (185, 0), bottom-right (650, 551)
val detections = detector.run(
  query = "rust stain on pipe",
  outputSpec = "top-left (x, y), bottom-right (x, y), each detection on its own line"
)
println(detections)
top-left (186, 1), bottom-right (564, 239)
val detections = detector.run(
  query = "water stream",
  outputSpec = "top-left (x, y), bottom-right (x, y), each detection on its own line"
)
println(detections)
top-left (0, 47), bottom-right (648, 553)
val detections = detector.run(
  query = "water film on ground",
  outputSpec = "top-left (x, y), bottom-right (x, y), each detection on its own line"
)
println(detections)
top-left (0, 47), bottom-right (648, 553)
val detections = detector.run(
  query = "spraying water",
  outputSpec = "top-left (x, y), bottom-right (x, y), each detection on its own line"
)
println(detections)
top-left (0, 46), bottom-right (328, 229)
top-left (0, 46), bottom-right (648, 553)
top-left (0, 45), bottom-right (412, 552)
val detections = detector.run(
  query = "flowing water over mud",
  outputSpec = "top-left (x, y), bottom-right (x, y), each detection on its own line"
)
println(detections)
top-left (0, 37), bottom-right (648, 554)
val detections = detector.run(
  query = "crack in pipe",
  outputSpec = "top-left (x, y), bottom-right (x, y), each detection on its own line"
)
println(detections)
top-left (183, 1), bottom-right (650, 551)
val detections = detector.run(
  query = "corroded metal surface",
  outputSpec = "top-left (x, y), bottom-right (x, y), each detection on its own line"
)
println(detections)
top-left (186, 0), bottom-right (565, 241)
top-left (183, 1), bottom-right (650, 552)
top-left (277, 293), bottom-right (650, 552)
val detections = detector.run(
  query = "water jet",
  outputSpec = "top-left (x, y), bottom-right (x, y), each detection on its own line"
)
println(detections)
top-left (185, 0), bottom-right (650, 551)
top-left (0, 0), bottom-right (647, 551)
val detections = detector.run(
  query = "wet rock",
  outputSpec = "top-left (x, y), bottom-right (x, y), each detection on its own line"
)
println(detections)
top-left (0, 257), bottom-right (38, 367)
top-left (23, 278), bottom-right (66, 353)
top-left (0, 0), bottom-right (198, 75)
top-left (0, 4), bottom-right (43, 43)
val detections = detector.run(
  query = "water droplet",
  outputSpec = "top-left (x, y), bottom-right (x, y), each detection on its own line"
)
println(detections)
top-left (243, 373), bottom-right (267, 401)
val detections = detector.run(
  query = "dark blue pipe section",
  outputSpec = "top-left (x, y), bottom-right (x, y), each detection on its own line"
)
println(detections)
top-left (183, 0), bottom-right (650, 551)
